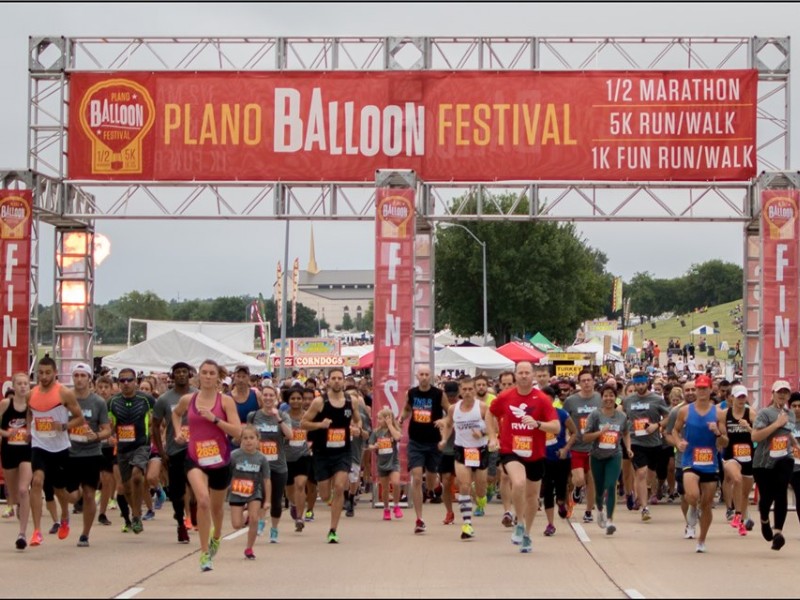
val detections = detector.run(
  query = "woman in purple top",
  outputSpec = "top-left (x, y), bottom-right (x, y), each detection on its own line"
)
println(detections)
top-left (172, 359), bottom-right (242, 572)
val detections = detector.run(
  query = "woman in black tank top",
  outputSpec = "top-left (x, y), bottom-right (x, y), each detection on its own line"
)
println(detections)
top-left (722, 387), bottom-right (754, 535)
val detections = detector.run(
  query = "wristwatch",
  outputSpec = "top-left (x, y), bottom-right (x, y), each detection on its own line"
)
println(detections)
top-left (213, 417), bottom-right (219, 425)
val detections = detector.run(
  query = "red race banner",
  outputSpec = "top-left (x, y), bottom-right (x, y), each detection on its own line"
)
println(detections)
top-left (761, 190), bottom-right (800, 395)
top-left (0, 190), bottom-right (32, 384)
top-left (67, 70), bottom-right (757, 182)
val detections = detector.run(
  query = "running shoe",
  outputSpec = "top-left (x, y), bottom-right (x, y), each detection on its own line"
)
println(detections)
top-left (443, 511), bottom-right (455, 525)
top-left (244, 548), bottom-right (255, 560)
top-left (696, 542), bottom-right (706, 553)
top-left (30, 530), bottom-right (43, 546)
top-left (606, 523), bottom-right (617, 536)
top-left (738, 521), bottom-right (748, 536)
top-left (511, 523), bottom-right (525, 545)
top-left (684, 525), bottom-right (696, 539)
top-left (771, 532), bottom-right (785, 551)
top-left (77, 535), bottom-right (89, 547)
top-left (344, 497), bottom-right (354, 517)
top-left (596, 509), bottom-right (607, 530)
top-left (473, 506), bottom-right (485, 517)
top-left (648, 494), bottom-right (659, 506)
top-left (131, 517), bottom-right (144, 534)
top-left (257, 519), bottom-right (266, 536)
top-left (475, 495), bottom-right (488, 512)
top-left (177, 524), bottom-right (190, 544)
top-left (121, 521), bottom-right (131, 533)
top-left (383, 508), bottom-right (391, 521)
top-left (501, 511), bottom-right (514, 527)
top-left (486, 483), bottom-right (496, 503)
top-left (725, 507), bottom-right (735, 521)
top-left (626, 493), bottom-right (635, 511)
top-left (304, 510), bottom-right (315, 522)
top-left (199, 551), bottom-right (213, 572)
top-left (730, 513), bottom-right (742, 529)
top-left (566, 496), bottom-right (575, 518)
top-left (761, 521), bottom-right (774, 542)
top-left (641, 507), bottom-right (652, 522)
top-left (209, 534), bottom-right (220, 558)
top-left (744, 518), bottom-right (755, 531)
top-left (414, 519), bottom-right (426, 534)
top-left (57, 520), bottom-right (70, 540)
top-left (327, 530), bottom-right (339, 544)
top-left (572, 487), bottom-right (582, 504)
top-left (154, 487), bottom-right (167, 510)
top-left (461, 523), bottom-right (475, 539)
top-left (48, 522), bottom-right (60, 535)
top-left (290, 505), bottom-right (298, 521)
top-left (668, 492), bottom-right (680, 503)
top-left (72, 499), bottom-right (83, 514)
top-left (393, 506), bottom-right (403, 519)
top-left (15, 534), bottom-right (27, 550)
top-left (520, 534), bottom-right (532, 553)
top-left (543, 524), bottom-right (556, 537)
top-left (2, 506), bottom-right (15, 519)
top-left (109, 498), bottom-right (118, 511)
top-left (142, 509), bottom-right (156, 521)
top-left (269, 527), bottom-right (279, 543)
top-left (687, 505), bottom-right (698, 527)
top-left (557, 503), bottom-right (568, 520)
top-left (98, 514), bottom-right (112, 526)
top-left (583, 510), bottom-right (593, 523)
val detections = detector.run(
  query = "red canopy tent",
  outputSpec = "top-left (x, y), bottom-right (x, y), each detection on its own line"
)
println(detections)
top-left (358, 350), bottom-right (374, 370)
top-left (495, 341), bottom-right (545, 364)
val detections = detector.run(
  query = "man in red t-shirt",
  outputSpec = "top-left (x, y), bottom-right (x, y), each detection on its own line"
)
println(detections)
top-left (488, 361), bottom-right (559, 554)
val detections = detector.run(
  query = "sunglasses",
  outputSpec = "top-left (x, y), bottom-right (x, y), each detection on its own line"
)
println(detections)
top-left (118, 377), bottom-right (136, 383)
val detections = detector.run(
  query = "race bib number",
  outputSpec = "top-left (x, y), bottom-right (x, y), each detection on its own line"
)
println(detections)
top-left (117, 424), bottom-right (136, 443)
top-left (693, 447), bottom-right (715, 467)
top-left (377, 437), bottom-right (394, 455)
top-left (770, 435), bottom-right (789, 458)
top-left (598, 430), bottom-right (619, 450)
top-left (231, 478), bottom-right (254, 497)
top-left (512, 435), bottom-right (533, 458)
top-left (413, 409), bottom-right (432, 424)
top-left (634, 418), bottom-right (650, 437)
top-left (195, 440), bottom-right (223, 467)
top-left (327, 428), bottom-right (346, 448)
top-left (579, 417), bottom-right (588, 434)
top-left (545, 431), bottom-right (557, 446)
top-left (260, 440), bottom-right (279, 461)
top-left (69, 424), bottom-right (91, 443)
top-left (289, 429), bottom-right (307, 447)
top-left (793, 444), bottom-right (800, 466)
top-left (8, 427), bottom-right (27, 446)
top-left (180, 425), bottom-right (190, 443)
top-left (733, 443), bottom-right (752, 463)
top-left (463, 447), bottom-right (481, 468)
top-left (34, 417), bottom-right (57, 438)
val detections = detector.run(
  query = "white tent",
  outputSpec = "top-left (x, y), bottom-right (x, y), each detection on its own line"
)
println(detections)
top-left (690, 325), bottom-right (719, 335)
top-left (129, 318), bottom-right (260, 353)
top-left (567, 339), bottom-right (605, 364)
top-left (103, 329), bottom-right (266, 374)
top-left (434, 329), bottom-right (495, 347)
top-left (434, 346), bottom-right (513, 376)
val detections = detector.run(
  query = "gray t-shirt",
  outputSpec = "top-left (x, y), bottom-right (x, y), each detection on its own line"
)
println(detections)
top-left (753, 406), bottom-right (796, 469)
top-left (563, 392), bottom-right (602, 453)
top-left (351, 402), bottom-right (371, 466)
top-left (227, 448), bottom-right (270, 503)
top-left (585, 409), bottom-right (629, 460)
top-left (69, 393), bottom-right (109, 458)
top-left (664, 404), bottom-right (685, 466)
top-left (369, 427), bottom-right (400, 472)
top-left (623, 393), bottom-right (670, 448)
top-left (284, 411), bottom-right (310, 463)
top-left (153, 387), bottom-right (197, 457)
top-left (247, 409), bottom-right (290, 474)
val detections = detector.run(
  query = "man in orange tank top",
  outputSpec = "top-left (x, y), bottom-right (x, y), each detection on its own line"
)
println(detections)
top-left (26, 357), bottom-right (84, 546)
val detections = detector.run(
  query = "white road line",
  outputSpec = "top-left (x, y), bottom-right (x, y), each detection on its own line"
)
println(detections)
top-left (115, 587), bottom-right (144, 599)
top-left (625, 589), bottom-right (646, 599)
top-left (223, 528), bottom-right (249, 541)
top-left (571, 522), bottom-right (591, 543)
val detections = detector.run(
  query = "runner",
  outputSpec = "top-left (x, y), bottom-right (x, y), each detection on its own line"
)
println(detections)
top-left (300, 388), bottom-right (318, 523)
top-left (562, 369), bottom-right (602, 523)
top-left (301, 367), bottom-right (363, 543)
top-left (246, 384), bottom-right (292, 543)
top-left (583, 384), bottom-right (632, 536)
top-left (94, 375), bottom-right (117, 526)
top-left (721, 384), bottom-right (755, 536)
top-left (789, 393), bottom-right (800, 529)
top-left (171, 359), bottom-right (241, 571)
top-left (540, 385), bottom-right (576, 536)
top-left (438, 381), bottom-right (459, 525)
top-left (496, 371), bottom-right (516, 527)
top-left (368, 407), bottom-right (403, 520)
top-left (399, 366), bottom-right (448, 534)
top-left (475, 375), bottom-right (498, 508)
top-left (438, 377), bottom-right (489, 540)
top-left (663, 379), bottom-right (697, 539)
top-left (751, 379), bottom-right (797, 551)
top-left (230, 365), bottom-right (263, 437)
top-left (0, 373), bottom-right (33, 549)
top-left (152, 361), bottom-right (197, 544)
top-left (487, 361), bottom-right (560, 553)
top-left (345, 388), bottom-right (371, 518)
top-left (672, 374), bottom-right (728, 553)
top-left (27, 356), bottom-right (85, 546)
top-left (284, 387), bottom-right (311, 532)
top-left (228, 424), bottom-right (271, 560)
top-left (65, 363), bottom-right (112, 547)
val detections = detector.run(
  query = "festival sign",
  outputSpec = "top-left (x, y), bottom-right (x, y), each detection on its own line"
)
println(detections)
top-left (0, 190), bottom-right (32, 382)
top-left (68, 70), bottom-right (758, 182)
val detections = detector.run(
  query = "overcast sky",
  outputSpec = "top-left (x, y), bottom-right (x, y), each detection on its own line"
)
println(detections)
top-left (1, 3), bottom-right (797, 304)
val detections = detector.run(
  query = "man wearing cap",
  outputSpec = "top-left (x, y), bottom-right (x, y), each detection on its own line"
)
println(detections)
top-left (65, 363), bottom-right (111, 547)
top-left (622, 371), bottom-right (670, 522)
top-left (153, 361), bottom-right (197, 544)
top-left (230, 365), bottom-right (262, 433)
top-left (721, 383), bottom-right (755, 536)
top-left (751, 379), bottom-right (799, 551)
top-left (672, 374), bottom-right (728, 552)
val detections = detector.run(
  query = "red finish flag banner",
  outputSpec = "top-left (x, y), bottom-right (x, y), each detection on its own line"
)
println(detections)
top-left (0, 190), bottom-right (32, 384)
top-left (761, 190), bottom-right (800, 394)
top-left (67, 70), bottom-right (757, 182)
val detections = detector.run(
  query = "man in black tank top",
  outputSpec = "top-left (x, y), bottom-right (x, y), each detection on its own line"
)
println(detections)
top-left (301, 368), bottom-right (363, 544)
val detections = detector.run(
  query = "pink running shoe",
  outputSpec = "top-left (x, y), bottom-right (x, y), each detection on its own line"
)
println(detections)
top-left (393, 506), bottom-right (403, 519)
top-left (383, 509), bottom-right (391, 521)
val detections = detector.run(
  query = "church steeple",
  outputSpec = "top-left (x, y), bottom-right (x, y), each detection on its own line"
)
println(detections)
top-left (307, 225), bottom-right (320, 274)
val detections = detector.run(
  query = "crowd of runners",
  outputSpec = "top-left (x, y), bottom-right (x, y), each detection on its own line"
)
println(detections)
top-left (1, 357), bottom-right (799, 570)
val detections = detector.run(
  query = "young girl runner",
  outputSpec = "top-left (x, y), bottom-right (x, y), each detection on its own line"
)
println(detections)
top-left (368, 407), bottom-right (403, 520)
top-left (228, 425), bottom-right (271, 559)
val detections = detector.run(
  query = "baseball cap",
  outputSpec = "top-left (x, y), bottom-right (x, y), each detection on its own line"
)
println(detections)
top-left (695, 375), bottom-right (712, 388)
top-left (171, 361), bottom-right (192, 374)
top-left (772, 380), bottom-right (792, 393)
top-left (234, 365), bottom-right (250, 375)
top-left (731, 384), bottom-right (748, 398)
top-left (72, 362), bottom-right (93, 377)
top-left (222, 376), bottom-right (232, 386)
top-left (443, 381), bottom-right (459, 395)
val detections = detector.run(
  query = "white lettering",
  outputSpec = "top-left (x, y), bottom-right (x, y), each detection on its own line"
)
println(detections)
top-left (2, 315), bottom-right (17, 348)
top-left (384, 315), bottom-right (401, 347)
top-left (387, 243), bottom-right (401, 280)
top-left (273, 88), bottom-right (302, 152)
top-left (5, 284), bottom-right (12, 312)
top-left (4, 244), bottom-right (19, 281)
top-left (775, 316), bottom-right (790, 349)
top-left (776, 244), bottom-right (789, 282)
top-left (383, 380), bottom-right (399, 415)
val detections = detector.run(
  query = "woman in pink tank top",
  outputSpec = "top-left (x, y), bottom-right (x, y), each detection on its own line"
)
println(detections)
top-left (171, 359), bottom-right (242, 572)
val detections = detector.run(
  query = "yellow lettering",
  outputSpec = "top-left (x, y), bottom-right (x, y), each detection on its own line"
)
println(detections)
top-left (243, 104), bottom-right (261, 146)
top-left (563, 104), bottom-right (576, 145)
top-left (199, 105), bottom-right (218, 145)
top-left (221, 104), bottom-right (240, 145)
top-left (512, 104), bottom-right (519, 145)
top-left (438, 104), bottom-right (453, 146)
top-left (494, 104), bottom-right (510, 145)
top-left (473, 104), bottom-right (490, 146)
top-left (164, 104), bottom-right (180, 144)
top-left (183, 104), bottom-right (197, 145)
top-left (455, 104), bottom-right (470, 146)
top-left (522, 104), bottom-right (540, 144)
top-left (542, 103), bottom-right (560, 145)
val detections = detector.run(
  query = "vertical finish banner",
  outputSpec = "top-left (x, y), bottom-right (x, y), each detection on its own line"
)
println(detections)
top-left (0, 190), bottom-right (32, 384)
top-left (761, 190), bottom-right (800, 394)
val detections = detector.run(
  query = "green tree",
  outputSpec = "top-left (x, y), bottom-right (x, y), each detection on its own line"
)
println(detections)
top-left (435, 193), bottom-right (609, 345)
top-left (209, 296), bottom-right (251, 322)
top-left (264, 296), bottom-right (330, 338)
top-left (362, 300), bottom-right (374, 333)
top-left (169, 298), bottom-right (212, 321)
top-left (627, 272), bottom-right (660, 321)
top-left (36, 303), bottom-right (53, 344)
top-left (105, 290), bottom-right (170, 343)
top-left (341, 312), bottom-right (354, 331)
top-left (682, 260), bottom-right (743, 312)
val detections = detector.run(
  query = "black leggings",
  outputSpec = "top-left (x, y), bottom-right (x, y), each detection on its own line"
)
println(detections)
top-left (540, 458), bottom-right (570, 510)
top-left (789, 470), bottom-right (800, 525)
top-left (167, 451), bottom-right (188, 523)
top-left (754, 458), bottom-right (794, 531)
top-left (269, 470), bottom-right (288, 520)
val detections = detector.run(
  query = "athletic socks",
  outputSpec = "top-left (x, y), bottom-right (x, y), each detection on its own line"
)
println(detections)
top-left (458, 494), bottom-right (472, 523)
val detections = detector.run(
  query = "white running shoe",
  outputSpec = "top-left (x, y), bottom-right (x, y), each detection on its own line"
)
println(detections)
top-left (684, 524), bottom-right (697, 539)
top-left (687, 505), bottom-right (698, 527)
top-left (511, 523), bottom-right (524, 545)
top-left (695, 542), bottom-right (706, 553)
top-left (596, 508), bottom-right (607, 530)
